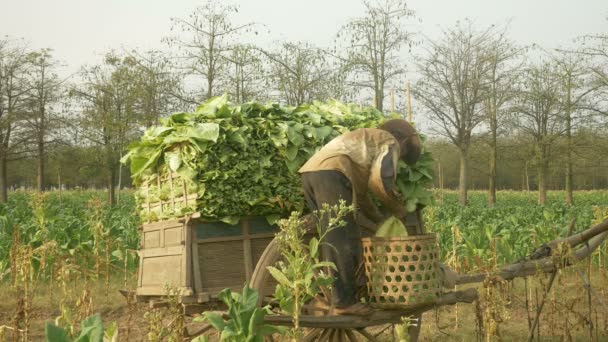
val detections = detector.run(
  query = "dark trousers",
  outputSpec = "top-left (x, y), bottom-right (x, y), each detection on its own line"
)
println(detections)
top-left (301, 170), bottom-right (362, 307)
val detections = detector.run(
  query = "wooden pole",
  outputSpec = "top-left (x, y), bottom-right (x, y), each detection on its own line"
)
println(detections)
top-left (390, 88), bottom-right (395, 112)
top-left (406, 81), bottom-right (412, 122)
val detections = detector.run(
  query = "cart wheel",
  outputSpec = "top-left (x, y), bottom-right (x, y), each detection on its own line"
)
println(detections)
top-left (250, 235), bottom-right (394, 342)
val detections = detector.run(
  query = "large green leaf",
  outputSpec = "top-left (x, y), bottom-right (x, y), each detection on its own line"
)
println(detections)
top-left (267, 266), bottom-right (292, 287)
top-left (45, 322), bottom-right (71, 342)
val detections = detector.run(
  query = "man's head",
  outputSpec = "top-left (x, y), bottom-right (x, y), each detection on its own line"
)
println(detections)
top-left (378, 119), bottom-right (421, 165)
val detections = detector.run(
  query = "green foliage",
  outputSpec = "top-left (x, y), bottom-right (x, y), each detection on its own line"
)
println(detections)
top-left (426, 190), bottom-right (608, 270)
top-left (0, 190), bottom-right (140, 278)
top-left (268, 201), bottom-right (352, 337)
top-left (45, 314), bottom-right (116, 342)
top-left (123, 94), bottom-right (433, 223)
top-left (193, 284), bottom-right (283, 342)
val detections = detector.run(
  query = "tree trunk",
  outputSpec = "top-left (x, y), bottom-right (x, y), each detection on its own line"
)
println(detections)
top-left (458, 149), bottom-right (468, 205)
top-left (106, 145), bottom-right (116, 206)
top-left (0, 154), bottom-right (7, 203)
top-left (565, 100), bottom-right (574, 205)
top-left (107, 166), bottom-right (115, 207)
top-left (488, 104), bottom-right (497, 205)
top-left (538, 149), bottom-right (548, 205)
top-left (375, 89), bottom-right (383, 111)
top-left (37, 137), bottom-right (44, 192)
top-left (525, 161), bottom-right (530, 192)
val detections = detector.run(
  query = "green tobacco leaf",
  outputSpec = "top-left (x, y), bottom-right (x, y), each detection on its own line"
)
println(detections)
top-left (313, 261), bottom-right (337, 271)
top-left (285, 144), bottom-right (298, 161)
top-left (267, 266), bottom-right (292, 287)
top-left (315, 126), bottom-right (333, 140)
top-left (309, 237), bottom-right (319, 258)
top-left (202, 312), bottom-right (226, 331)
top-left (45, 322), bottom-right (71, 342)
top-left (81, 314), bottom-right (104, 342)
top-left (287, 127), bottom-right (304, 146)
top-left (166, 152), bottom-right (181, 172)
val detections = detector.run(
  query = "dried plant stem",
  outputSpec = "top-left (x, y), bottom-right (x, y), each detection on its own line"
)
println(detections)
top-left (524, 278), bottom-right (532, 333)
top-left (587, 259), bottom-right (593, 340)
top-left (528, 272), bottom-right (557, 342)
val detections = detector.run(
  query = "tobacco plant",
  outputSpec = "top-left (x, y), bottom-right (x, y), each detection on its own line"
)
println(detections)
top-left (267, 201), bottom-right (352, 338)
top-left (193, 284), bottom-right (283, 342)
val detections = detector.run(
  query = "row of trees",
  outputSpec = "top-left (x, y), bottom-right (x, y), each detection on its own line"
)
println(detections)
top-left (415, 20), bottom-right (608, 205)
top-left (1, 0), bottom-right (607, 206)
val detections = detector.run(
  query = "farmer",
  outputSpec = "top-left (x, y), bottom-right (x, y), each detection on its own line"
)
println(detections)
top-left (299, 119), bottom-right (421, 316)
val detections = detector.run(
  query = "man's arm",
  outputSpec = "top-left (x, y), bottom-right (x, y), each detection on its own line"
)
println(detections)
top-left (356, 193), bottom-right (384, 232)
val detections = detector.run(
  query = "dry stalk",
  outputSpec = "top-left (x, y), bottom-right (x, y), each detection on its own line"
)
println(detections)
top-left (164, 286), bottom-right (185, 342)
top-left (10, 232), bottom-right (34, 342)
top-left (144, 308), bottom-right (165, 342)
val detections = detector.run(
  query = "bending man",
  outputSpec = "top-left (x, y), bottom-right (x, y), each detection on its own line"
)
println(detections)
top-left (298, 119), bottom-right (421, 315)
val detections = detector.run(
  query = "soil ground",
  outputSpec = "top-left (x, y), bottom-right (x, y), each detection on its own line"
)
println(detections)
top-left (1, 266), bottom-right (607, 341)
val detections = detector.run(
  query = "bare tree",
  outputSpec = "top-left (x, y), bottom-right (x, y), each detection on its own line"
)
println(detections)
top-left (338, 0), bottom-right (416, 110)
top-left (414, 21), bottom-right (495, 205)
top-left (261, 42), bottom-right (341, 106)
top-left (551, 52), bottom-right (596, 205)
top-left (224, 44), bottom-right (265, 103)
top-left (127, 49), bottom-right (183, 126)
top-left (165, 1), bottom-right (254, 102)
top-left (0, 39), bottom-right (30, 201)
top-left (482, 27), bottom-right (523, 204)
top-left (73, 53), bottom-right (141, 205)
top-left (22, 49), bottom-right (64, 192)
top-left (513, 61), bottom-right (563, 204)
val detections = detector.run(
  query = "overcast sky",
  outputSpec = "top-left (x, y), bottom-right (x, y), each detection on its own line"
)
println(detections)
top-left (2, 0), bottom-right (606, 69)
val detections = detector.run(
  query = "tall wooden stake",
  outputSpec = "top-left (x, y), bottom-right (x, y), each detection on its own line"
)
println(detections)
top-left (390, 88), bottom-right (395, 112)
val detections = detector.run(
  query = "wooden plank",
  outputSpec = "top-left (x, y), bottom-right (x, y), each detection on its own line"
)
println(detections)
top-left (183, 219), bottom-right (192, 290)
top-left (201, 285), bottom-right (243, 296)
top-left (182, 179), bottom-right (189, 206)
top-left (136, 286), bottom-right (194, 296)
top-left (191, 221), bottom-right (203, 295)
top-left (142, 194), bottom-right (198, 210)
top-left (142, 219), bottom-right (183, 232)
top-left (137, 250), bottom-right (145, 287)
top-left (197, 232), bottom-right (276, 244)
top-left (157, 176), bottom-right (163, 215)
top-left (140, 246), bottom-right (185, 258)
top-left (169, 172), bottom-right (176, 212)
top-left (242, 220), bottom-right (253, 281)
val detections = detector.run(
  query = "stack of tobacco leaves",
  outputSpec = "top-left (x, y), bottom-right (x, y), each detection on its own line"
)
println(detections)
top-left (122, 95), bottom-right (434, 223)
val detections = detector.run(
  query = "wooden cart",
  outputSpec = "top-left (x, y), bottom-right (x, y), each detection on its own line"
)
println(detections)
top-left (135, 170), bottom-right (446, 340)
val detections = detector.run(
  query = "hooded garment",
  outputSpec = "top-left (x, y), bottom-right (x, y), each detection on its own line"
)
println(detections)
top-left (298, 128), bottom-right (400, 222)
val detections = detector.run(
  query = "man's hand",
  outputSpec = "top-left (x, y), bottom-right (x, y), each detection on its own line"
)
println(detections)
top-left (356, 213), bottom-right (379, 233)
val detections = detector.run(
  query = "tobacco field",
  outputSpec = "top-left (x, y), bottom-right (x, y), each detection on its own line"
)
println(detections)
top-left (0, 189), bottom-right (607, 340)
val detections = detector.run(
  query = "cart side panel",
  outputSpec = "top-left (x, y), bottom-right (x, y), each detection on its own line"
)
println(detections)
top-left (137, 218), bottom-right (193, 297)
top-left (195, 217), bottom-right (278, 296)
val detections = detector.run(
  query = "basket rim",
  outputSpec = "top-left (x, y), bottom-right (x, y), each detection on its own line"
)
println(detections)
top-left (361, 233), bottom-right (437, 242)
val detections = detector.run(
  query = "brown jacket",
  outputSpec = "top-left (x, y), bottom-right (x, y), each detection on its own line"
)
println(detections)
top-left (298, 128), bottom-right (402, 226)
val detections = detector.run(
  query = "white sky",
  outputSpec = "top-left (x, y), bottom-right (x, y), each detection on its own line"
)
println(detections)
top-left (3, 0), bottom-right (606, 69)
top-left (1, 0), bottom-right (607, 130)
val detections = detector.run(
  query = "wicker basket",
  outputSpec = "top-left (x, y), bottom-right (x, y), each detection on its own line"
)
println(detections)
top-left (361, 234), bottom-right (441, 309)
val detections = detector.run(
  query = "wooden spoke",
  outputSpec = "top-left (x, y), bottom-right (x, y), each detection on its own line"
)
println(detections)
top-left (355, 328), bottom-right (380, 342)
top-left (373, 324), bottom-right (393, 337)
top-left (302, 328), bottom-right (323, 342)
top-left (345, 329), bottom-right (359, 342)
top-left (317, 328), bottom-right (333, 341)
